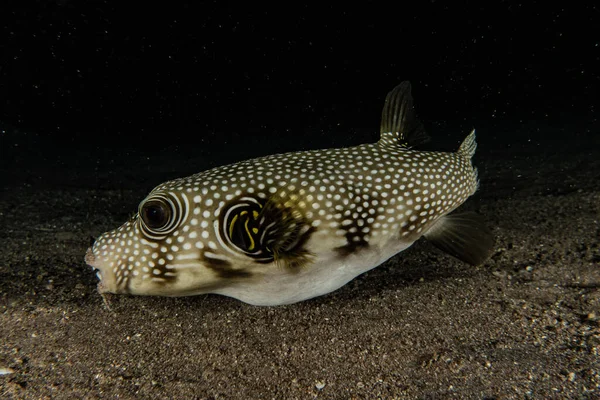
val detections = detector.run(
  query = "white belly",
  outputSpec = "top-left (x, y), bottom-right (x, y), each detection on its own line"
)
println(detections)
top-left (214, 238), bottom-right (415, 306)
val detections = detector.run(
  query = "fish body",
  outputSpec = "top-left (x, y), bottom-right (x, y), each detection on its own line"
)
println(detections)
top-left (85, 82), bottom-right (493, 305)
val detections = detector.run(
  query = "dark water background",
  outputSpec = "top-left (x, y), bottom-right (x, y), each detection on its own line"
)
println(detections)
top-left (1, 1), bottom-right (598, 193)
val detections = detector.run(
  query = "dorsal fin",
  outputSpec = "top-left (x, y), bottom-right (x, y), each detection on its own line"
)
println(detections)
top-left (379, 81), bottom-right (429, 148)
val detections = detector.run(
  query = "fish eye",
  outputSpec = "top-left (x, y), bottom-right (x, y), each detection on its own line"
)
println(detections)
top-left (141, 200), bottom-right (171, 229)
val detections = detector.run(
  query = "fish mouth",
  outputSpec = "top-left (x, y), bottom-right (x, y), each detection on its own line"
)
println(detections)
top-left (85, 247), bottom-right (104, 282)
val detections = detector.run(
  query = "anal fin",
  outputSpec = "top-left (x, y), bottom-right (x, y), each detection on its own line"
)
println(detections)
top-left (423, 212), bottom-right (494, 266)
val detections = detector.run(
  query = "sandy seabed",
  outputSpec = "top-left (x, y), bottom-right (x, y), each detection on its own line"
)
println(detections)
top-left (1, 126), bottom-right (599, 399)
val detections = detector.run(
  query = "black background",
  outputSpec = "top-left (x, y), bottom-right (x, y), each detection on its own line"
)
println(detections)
top-left (0, 1), bottom-right (598, 155)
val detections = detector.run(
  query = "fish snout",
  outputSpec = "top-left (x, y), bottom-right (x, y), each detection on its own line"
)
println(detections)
top-left (85, 246), bottom-right (118, 294)
top-left (84, 246), bottom-right (98, 268)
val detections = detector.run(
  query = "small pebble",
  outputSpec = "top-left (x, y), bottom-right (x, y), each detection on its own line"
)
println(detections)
top-left (315, 381), bottom-right (326, 390)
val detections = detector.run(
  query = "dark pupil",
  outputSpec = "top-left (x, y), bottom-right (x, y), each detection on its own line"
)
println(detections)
top-left (142, 201), bottom-right (170, 229)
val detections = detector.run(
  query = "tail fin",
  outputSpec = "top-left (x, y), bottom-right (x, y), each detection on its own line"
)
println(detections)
top-left (424, 211), bottom-right (494, 266)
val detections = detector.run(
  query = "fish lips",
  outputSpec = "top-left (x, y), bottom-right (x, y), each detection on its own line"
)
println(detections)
top-left (85, 247), bottom-right (108, 292)
top-left (84, 246), bottom-right (98, 268)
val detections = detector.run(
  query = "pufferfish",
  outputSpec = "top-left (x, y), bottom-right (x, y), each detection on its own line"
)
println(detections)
top-left (85, 82), bottom-right (494, 306)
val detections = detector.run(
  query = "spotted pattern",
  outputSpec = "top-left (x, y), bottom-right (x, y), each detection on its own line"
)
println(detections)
top-left (88, 131), bottom-right (478, 295)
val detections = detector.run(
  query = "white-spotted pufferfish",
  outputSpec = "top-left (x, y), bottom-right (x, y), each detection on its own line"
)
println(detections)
top-left (85, 82), bottom-right (494, 306)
